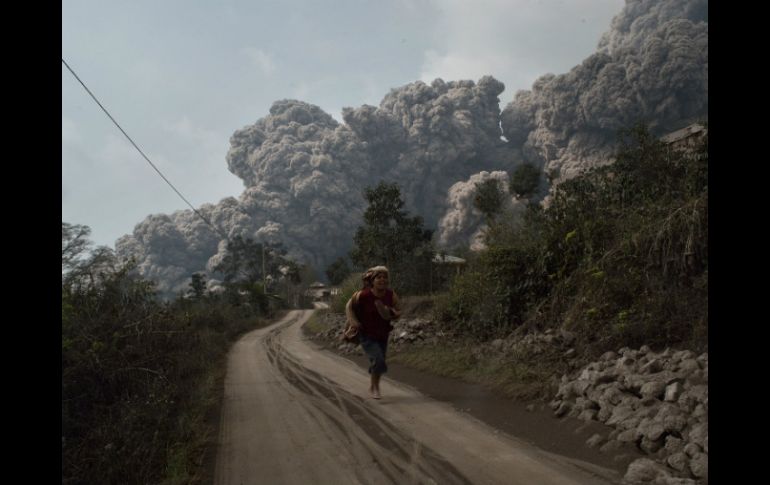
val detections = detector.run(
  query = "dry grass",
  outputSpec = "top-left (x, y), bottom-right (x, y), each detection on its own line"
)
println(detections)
top-left (390, 341), bottom-right (566, 401)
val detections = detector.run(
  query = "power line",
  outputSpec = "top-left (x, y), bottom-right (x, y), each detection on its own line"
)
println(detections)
top-left (62, 58), bottom-right (229, 242)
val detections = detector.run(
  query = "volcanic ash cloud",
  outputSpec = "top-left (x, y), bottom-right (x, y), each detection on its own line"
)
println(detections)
top-left (500, 0), bottom-right (708, 187)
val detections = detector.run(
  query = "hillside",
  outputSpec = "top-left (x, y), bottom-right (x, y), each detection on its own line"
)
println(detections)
top-left (308, 122), bottom-right (708, 484)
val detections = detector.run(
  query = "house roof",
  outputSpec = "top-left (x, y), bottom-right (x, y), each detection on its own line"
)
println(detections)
top-left (661, 123), bottom-right (706, 144)
top-left (432, 254), bottom-right (466, 264)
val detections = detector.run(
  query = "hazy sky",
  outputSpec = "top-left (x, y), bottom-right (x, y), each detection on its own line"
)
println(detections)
top-left (62, 0), bottom-right (624, 249)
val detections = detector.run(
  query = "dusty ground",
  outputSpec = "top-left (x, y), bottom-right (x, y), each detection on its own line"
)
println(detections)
top-left (327, 340), bottom-right (645, 475)
top-left (214, 309), bottom-right (632, 484)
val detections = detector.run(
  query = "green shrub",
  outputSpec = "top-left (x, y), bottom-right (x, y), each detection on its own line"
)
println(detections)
top-left (509, 163), bottom-right (541, 199)
top-left (330, 272), bottom-right (362, 314)
top-left (439, 124), bottom-right (708, 355)
top-left (62, 264), bottom-right (268, 484)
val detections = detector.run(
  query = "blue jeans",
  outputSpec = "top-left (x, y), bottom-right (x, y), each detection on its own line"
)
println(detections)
top-left (359, 334), bottom-right (388, 375)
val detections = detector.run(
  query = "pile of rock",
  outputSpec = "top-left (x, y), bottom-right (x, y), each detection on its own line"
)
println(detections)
top-left (502, 327), bottom-right (577, 356)
top-left (310, 311), bottom-right (708, 484)
top-left (308, 312), bottom-right (359, 355)
top-left (309, 311), bottom-right (447, 354)
top-left (549, 346), bottom-right (708, 484)
top-left (389, 317), bottom-right (445, 348)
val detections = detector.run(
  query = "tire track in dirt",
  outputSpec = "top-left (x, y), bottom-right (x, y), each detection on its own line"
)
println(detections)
top-left (216, 310), bottom-right (621, 485)
top-left (264, 319), bottom-right (473, 485)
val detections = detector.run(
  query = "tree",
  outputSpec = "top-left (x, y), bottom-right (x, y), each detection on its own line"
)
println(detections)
top-left (282, 260), bottom-right (302, 285)
top-left (325, 257), bottom-right (351, 286)
top-left (62, 222), bottom-right (92, 276)
top-left (187, 272), bottom-right (207, 299)
top-left (212, 236), bottom-right (265, 286)
top-left (213, 236), bottom-right (295, 287)
top-left (509, 163), bottom-right (542, 199)
top-left (62, 222), bottom-right (123, 291)
top-left (473, 178), bottom-right (504, 221)
top-left (212, 235), bottom-right (305, 311)
top-left (349, 182), bottom-right (434, 294)
top-left (297, 264), bottom-right (319, 286)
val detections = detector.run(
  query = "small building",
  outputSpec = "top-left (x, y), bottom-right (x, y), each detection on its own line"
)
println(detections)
top-left (306, 281), bottom-right (330, 301)
top-left (430, 254), bottom-right (466, 292)
top-left (432, 254), bottom-right (466, 268)
top-left (661, 123), bottom-right (707, 154)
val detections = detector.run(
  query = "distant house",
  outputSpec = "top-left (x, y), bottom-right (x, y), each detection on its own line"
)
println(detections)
top-left (432, 254), bottom-right (466, 268)
top-left (430, 254), bottom-right (466, 292)
top-left (306, 281), bottom-right (331, 301)
top-left (661, 123), bottom-right (707, 154)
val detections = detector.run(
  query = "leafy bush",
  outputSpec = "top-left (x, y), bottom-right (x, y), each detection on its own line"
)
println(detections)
top-left (330, 272), bottom-right (363, 314)
top-left (509, 163), bottom-right (542, 199)
top-left (325, 257), bottom-right (352, 286)
top-left (62, 229), bottom-right (273, 485)
top-left (473, 178), bottom-right (505, 220)
top-left (438, 124), bottom-right (708, 356)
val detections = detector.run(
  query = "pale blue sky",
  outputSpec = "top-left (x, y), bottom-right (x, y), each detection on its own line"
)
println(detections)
top-left (62, 0), bottom-right (623, 249)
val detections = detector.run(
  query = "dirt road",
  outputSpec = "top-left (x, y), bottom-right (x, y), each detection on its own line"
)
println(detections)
top-left (214, 310), bottom-right (621, 484)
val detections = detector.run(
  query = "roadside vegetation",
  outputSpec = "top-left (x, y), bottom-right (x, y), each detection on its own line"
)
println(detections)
top-left (328, 123), bottom-right (708, 400)
top-left (64, 122), bottom-right (708, 481)
top-left (62, 224), bottom-right (312, 484)
top-left (348, 182), bottom-right (435, 295)
top-left (434, 124), bottom-right (708, 355)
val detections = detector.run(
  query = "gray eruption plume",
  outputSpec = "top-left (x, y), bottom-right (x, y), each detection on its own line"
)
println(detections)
top-left (117, 78), bottom-right (512, 295)
top-left (441, 0), bottom-right (708, 245)
top-left (437, 170), bottom-right (527, 251)
top-left (116, 0), bottom-right (707, 296)
top-left (501, 0), bottom-right (707, 186)
top-left (343, 75), bottom-right (515, 227)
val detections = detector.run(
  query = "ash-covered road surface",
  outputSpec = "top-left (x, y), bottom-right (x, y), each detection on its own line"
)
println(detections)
top-left (214, 309), bottom-right (622, 484)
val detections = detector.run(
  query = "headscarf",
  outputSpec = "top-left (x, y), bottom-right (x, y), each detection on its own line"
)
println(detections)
top-left (362, 265), bottom-right (389, 288)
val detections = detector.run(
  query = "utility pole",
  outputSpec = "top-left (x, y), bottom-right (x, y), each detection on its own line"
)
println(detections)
top-left (430, 258), bottom-right (433, 294)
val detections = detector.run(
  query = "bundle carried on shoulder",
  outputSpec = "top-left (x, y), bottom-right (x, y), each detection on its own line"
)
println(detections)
top-left (341, 291), bottom-right (361, 345)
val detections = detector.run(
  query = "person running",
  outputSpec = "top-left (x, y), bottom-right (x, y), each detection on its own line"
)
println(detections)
top-left (345, 265), bottom-right (401, 399)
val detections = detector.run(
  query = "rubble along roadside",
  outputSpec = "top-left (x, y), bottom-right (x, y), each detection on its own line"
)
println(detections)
top-left (306, 309), bottom-right (707, 485)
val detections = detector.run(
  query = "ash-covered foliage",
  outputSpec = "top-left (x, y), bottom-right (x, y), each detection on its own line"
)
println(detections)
top-left (61, 224), bottom-right (303, 485)
top-left (435, 124), bottom-right (708, 355)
